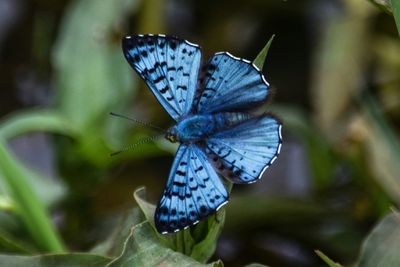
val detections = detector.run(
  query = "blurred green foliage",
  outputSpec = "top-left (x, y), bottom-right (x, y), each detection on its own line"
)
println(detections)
top-left (0, 0), bottom-right (399, 266)
top-left (357, 211), bottom-right (400, 266)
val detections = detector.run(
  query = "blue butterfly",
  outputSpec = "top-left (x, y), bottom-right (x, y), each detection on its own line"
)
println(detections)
top-left (122, 34), bottom-right (282, 234)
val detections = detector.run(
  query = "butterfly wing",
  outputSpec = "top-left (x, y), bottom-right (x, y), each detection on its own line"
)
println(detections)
top-left (196, 52), bottom-right (269, 114)
top-left (155, 144), bottom-right (228, 234)
top-left (122, 34), bottom-right (202, 121)
top-left (206, 115), bottom-right (282, 184)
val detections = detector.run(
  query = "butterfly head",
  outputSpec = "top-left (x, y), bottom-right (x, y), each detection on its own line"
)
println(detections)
top-left (165, 126), bottom-right (178, 143)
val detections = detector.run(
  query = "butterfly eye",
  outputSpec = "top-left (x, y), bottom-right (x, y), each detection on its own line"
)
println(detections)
top-left (166, 133), bottom-right (177, 143)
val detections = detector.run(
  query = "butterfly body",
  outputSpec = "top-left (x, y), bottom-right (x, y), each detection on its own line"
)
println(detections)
top-left (167, 114), bottom-right (215, 143)
top-left (122, 34), bottom-right (282, 234)
top-left (166, 112), bottom-right (251, 144)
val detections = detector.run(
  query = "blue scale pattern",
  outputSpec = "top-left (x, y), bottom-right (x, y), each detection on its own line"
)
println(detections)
top-left (207, 115), bottom-right (282, 184)
top-left (123, 35), bottom-right (201, 121)
top-left (155, 144), bottom-right (228, 233)
top-left (196, 52), bottom-right (270, 114)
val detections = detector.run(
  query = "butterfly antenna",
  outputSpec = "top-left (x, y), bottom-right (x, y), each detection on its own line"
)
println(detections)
top-left (110, 135), bottom-right (160, 156)
top-left (109, 112), bottom-right (166, 133)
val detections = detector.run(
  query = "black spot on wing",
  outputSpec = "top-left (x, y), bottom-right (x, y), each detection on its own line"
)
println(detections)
top-left (173, 181), bottom-right (186, 187)
top-left (194, 166), bottom-right (204, 173)
top-left (159, 86), bottom-right (168, 94)
top-left (176, 170), bottom-right (186, 176)
top-left (153, 75), bottom-right (166, 84)
top-left (177, 85), bottom-right (188, 91)
top-left (169, 41), bottom-right (177, 50)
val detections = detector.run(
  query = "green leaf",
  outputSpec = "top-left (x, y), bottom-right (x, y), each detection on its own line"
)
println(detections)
top-left (392, 0), bottom-right (400, 35)
top-left (253, 34), bottom-right (275, 70)
top-left (361, 92), bottom-right (400, 205)
top-left (106, 221), bottom-right (223, 267)
top-left (357, 211), bottom-right (400, 267)
top-left (0, 230), bottom-right (33, 254)
top-left (133, 187), bottom-right (156, 225)
top-left (0, 139), bottom-right (65, 252)
top-left (133, 187), bottom-right (178, 248)
top-left (53, 0), bottom-right (138, 134)
top-left (0, 195), bottom-right (14, 212)
top-left (368, 0), bottom-right (393, 13)
top-left (0, 253), bottom-right (111, 267)
top-left (133, 187), bottom-right (183, 251)
top-left (0, 109), bottom-right (76, 141)
top-left (0, 155), bottom-right (66, 211)
top-left (0, 109), bottom-right (71, 208)
top-left (315, 250), bottom-right (343, 267)
top-left (91, 208), bottom-right (145, 257)
top-left (189, 209), bottom-right (226, 262)
top-left (52, 0), bottom-right (141, 166)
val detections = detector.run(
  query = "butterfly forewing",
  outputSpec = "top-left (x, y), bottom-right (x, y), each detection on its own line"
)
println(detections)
top-left (122, 35), bottom-right (202, 121)
top-left (196, 52), bottom-right (270, 114)
top-left (155, 144), bottom-right (228, 234)
top-left (206, 115), bottom-right (282, 184)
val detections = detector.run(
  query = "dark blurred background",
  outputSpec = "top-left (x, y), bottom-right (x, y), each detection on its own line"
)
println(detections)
top-left (0, 0), bottom-right (399, 266)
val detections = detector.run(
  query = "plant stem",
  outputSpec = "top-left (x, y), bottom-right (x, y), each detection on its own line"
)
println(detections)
top-left (0, 139), bottom-right (66, 252)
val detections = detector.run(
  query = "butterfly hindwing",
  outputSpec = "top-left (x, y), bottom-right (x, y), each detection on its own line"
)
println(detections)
top-left (196, 52), bottom-right (270, 114)
top-left (206, 115), bottom-right (282, 184)
top-left (122, 34), bottom-right (202, 121)
top-left (155, 144), bottom-right (228, 234)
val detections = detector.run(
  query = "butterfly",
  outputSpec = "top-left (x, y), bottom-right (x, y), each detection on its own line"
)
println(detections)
top-left (122, 34), bottom-right (282, 234)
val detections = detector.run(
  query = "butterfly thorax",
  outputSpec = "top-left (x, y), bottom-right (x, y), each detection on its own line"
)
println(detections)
top-left (165, 113), bottom-right (251, 144)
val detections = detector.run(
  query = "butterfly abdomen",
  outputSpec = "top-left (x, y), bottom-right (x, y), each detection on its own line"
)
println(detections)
top-left (213, 112), bottom-right (251, 129)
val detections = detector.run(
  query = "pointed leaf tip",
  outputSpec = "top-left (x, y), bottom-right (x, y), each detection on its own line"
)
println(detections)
top-left (315, 250), bottom-right (343, 267)
top-left (253, 34), bottom-right (275, 71)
